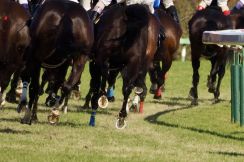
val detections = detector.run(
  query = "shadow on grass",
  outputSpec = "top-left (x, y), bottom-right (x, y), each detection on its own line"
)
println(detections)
top-left (147, 97), bottom-right (229, 106)
top-left (145, 105), bottom-right (244, 142)
top-left (209, 151), bottom-right (244, 157)
top-left (0, 128), bottom-right (31, 134)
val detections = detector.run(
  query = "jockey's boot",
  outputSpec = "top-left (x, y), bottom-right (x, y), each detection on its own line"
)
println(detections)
top-left (21, 4), bottom-right (30, 15)
top-left (231, 6), bottom-right (239, 14)
top-left (90, 10), bottom-right (100, 22)
top-left (166, 6), bottom-right (180, 24)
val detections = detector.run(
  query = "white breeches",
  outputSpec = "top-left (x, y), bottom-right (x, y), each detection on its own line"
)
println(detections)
top-left (199, 0), bottom-right (229, 11)
top-left (93, 0), bottom-right (155, 13)
top-left (162, 0), bottom-right (174, 9)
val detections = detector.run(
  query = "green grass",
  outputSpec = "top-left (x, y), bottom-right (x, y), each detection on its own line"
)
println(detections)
top-left (0, 60), bottom-right (244, 162)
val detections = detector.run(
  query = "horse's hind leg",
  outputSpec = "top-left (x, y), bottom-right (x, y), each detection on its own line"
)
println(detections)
top-left (6, 70), bottom-right (21, 103)
top-left (106, 69), bottom-right (119, 102)
top-left (189, 52), bottom-right (200, 105)
top-left (149, 61), bottom-right (160, 94)
top-left (90, 61), bottom-right (102, 126)
top-left (155, 51), bottom-right (173, 99)
top-left (207, 58), bottom-right (218, 93)
top-left (135, 71), bottom-right (147, 113)
top-left (213, 64), bottom-right (226, 103)
top-left (21, 66), bottom-right (40, 125)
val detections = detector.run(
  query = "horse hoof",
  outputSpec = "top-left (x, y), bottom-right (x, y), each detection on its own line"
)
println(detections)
top-left (115, 118), bottom-right (127, 129)
top-left (149, 84), bottom-right (158, 94)
top-left (191, 99), bottom-right (198, 106)
top-left (153, 95), bottom-right (162, 100)
top-left (31, 113), bottom-right (38, 123)
top-left (17, 103), bottom-right (27, 113)
top-left (98, 95), bottom-right (109, 109)
top-left (20, 118), bottom-right (32, 125)
top-left (47, 109), bottom-right (60, 125)
top-left (20, 108), bottom-right (32, 125)
top-left (212, 99), bottom-right (220, 104)
top-left (107, 96), bottom-right (115, 102)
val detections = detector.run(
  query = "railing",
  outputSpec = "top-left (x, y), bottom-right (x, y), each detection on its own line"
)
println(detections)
top-left (180, 37), bottom-right (190, 62)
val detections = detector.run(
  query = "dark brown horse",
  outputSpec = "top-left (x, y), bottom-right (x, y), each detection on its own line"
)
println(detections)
top-left (89, 4), bottom-right (159, 128)
top-left (17, 0), bottom-right (94, 124)
top-left (0, 0), bottom-right (30, 108)
top-left (149, 8), bottom-right (182, 99)
top-left (188, 6), bottom-right (232, 105)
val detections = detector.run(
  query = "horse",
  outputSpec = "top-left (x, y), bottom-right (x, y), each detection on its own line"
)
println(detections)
top-left (17, 0), bottom-right (94, 124)
top-left (149, 7), bottom-right (182, 99)
top-left (188, 6), bottom-right (233, 105)
top-left (0, 0), bottom-right (30, 108)
top-left (89, 4), bottom-right (160, 128)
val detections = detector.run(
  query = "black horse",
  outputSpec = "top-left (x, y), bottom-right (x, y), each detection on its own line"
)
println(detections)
top-left (188, 5), bottom-right (233, 105)
top-left (89, 4), bottom-right (159, 128)
top-left (0, 0), bottom-right (30, 108)
top-left (149, 8), bottom-right (182, 99)
top-left (17, 0), bottom-right (94, 124)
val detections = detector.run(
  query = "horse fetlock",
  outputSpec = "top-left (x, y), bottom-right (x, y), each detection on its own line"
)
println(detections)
top-left (20, 108), bottom-right (32, 125)
top-left (17, 101), bottom-right (27, 113)
top-left (149, 83), bottom-right (158, 94)
top-left (214, 91), bottom-right (220, 100)
top-left (191, 99), bottom-right (198, 106)
top-left (188, 87), bottom-right (198, 99)
top-left (31, 113), bottom-right (38, 123)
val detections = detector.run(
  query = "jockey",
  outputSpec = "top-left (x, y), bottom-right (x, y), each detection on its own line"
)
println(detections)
top-left (17, 0), bottom-right (30, 13)
top-left (90, 0), bottom-right (160, 22)
top-left (232, 0), bottom-right (244, 12)
top-left (197, 0), bottom-right (230, 16)
top-left (154, 0), bottom-right (179, 23)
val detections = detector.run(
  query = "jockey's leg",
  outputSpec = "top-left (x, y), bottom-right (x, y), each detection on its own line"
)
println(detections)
top-left (197, 0), bottom-right (212, 10)
top-left (166, 5), bottom-right (179, 24)
top-left (19, 3), bottom-right (30, 15)
top-left (90, 0), bottom-right (110, 22)
top-left (218, 0), bottom-right (230, 15)
top-left (232, 0), bottom-right (244, 13)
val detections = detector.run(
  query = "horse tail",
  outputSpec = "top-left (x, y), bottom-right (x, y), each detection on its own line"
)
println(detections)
top-left (124, 4), bottom-right (149, 49)
top-left (56, 14), bottom-right (74, 55)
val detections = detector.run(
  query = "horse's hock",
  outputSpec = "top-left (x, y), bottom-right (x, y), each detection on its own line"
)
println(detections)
top-left (202, 29), bottom-right (244, 126)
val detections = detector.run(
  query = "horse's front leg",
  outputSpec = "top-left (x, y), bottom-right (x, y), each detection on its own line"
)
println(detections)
top-left (0, 68), bottom-right (16, 108)
top-left (189, 52), bottom-right (200, 106)
top-left (60, 56), bottom-right (88, 104)
top-left (20, 66), bottom-right (40, 125)
top-left (149, 61), bottom-right (160, 95)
